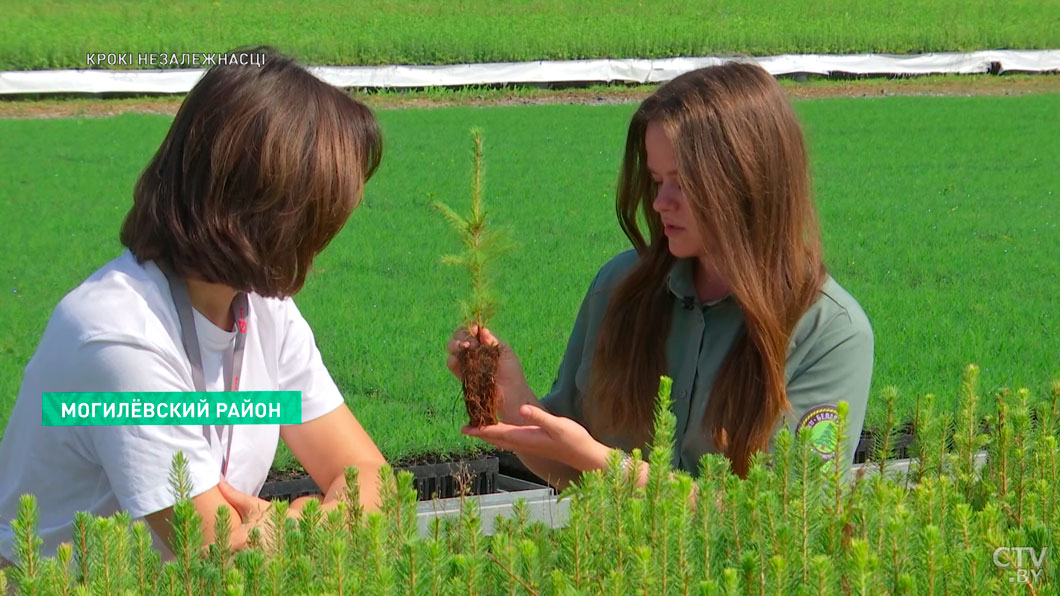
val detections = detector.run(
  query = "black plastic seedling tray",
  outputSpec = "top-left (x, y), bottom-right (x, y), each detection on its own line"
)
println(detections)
top-left (260, 456), bottom-right (499, 502)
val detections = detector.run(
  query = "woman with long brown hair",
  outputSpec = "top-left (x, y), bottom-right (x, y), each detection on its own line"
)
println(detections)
top-left (446, 62), bottom-right (873, 486)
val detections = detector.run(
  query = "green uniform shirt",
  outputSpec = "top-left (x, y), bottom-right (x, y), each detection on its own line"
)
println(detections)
top-left (539, 250), bottom-right (874, 473)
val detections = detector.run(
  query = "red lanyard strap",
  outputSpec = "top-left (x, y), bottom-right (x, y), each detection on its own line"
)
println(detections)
top-left (161, 264), bottom-right (249, 476)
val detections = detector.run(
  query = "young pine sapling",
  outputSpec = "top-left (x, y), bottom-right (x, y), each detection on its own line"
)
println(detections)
top-left (434, 129), bottom-right (511, 427)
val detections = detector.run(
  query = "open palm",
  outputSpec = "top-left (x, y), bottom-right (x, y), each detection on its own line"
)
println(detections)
top-left (462, 404), bottom-right (611, 472)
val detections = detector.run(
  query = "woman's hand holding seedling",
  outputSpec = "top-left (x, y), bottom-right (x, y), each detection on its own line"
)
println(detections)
top-left (446, 324), bottom-right (616, 474)
top-left (446, 324), bottom-right (534, 424)
top-left (461, 404), bottom-right (614, 472)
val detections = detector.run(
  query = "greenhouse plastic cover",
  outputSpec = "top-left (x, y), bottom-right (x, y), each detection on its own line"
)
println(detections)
top-left (1, 50), bottom-right (1057, 95)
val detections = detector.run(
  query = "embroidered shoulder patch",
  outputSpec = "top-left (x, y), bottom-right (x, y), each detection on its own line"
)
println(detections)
top-left (796, 405), bottom-right (840, 460)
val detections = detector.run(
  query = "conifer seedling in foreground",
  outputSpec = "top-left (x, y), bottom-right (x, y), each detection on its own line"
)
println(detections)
top-left (434, 129), bottom-right (509, 427)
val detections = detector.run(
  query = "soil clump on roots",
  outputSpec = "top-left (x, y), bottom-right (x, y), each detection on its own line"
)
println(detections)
top-left (459, 342), bottom-right (500, 427)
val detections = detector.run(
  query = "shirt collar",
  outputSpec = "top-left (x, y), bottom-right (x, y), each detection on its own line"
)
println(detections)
top-left (666, 258), bottom-right (731, 308)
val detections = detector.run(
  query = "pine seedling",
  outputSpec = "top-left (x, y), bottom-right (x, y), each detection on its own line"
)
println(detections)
top-left (744, 459), bottom-right (772, 591)
top-left (395, 536), bottom-right (427, 595)
top-left (382, 469), bottom-right (418, 547)
top-left (11, 494), bottom-right (43, 595)
top-left (224, 568), bottom-right (245, 596)
top-left (746, 455), bottom-right (775, 549)
top-left (286, 554), bottom-right (314, 595)
top-left (263, 498), bottom-right (290, 558)
top-left (72, 511), bottom-right (91, 585)
top-left (987, 389), bottom-right (1013, 503)
top-left (318, 511), bottom-right (349, 590)
top-left (953, 503), bottom-right (985, 594)
top-left (295, 498), bottom-right (321, 563)
top-left (433, 128), bottom-right (512, 427)
top-left (646, 377), bottom-right (677, 523)
top-left (768, 554), bottom-right (787, 596)
top-left (602, 551), bottom-right (630, 596)
top-left (911, 393), bottom-right (950, 484)
top-left (550, 568), bottom-right (578, 596)
top-left (322, 535), bottom-right (347, 595)
top-left (262, 554), bottom-right (286, 596)
top-left (233, 548), bottom-right (264, 596)
top-left (158, 562), bottom-right (179, 596)
top-left (645, 375), bottom-right (678, 591)
top-left (197, 561), bottom-right (222, 596)
top-left (423, 532), bottom-right (449, 596)
top-left (954, 365), bottom-right (989, 499)
top-left (1052, 380), bottom-right (1060, 427)
top-left (486, 531), bottom-right (516, 595)
top-left (793, 424), bottom-right (825, 586)
top-left (633, 545), bottom-right (654, 596)
top-left (130, 521), bottom-right (159, 595)
top-left (671, 474), bottom-right (696, 596)
top-left (699, 579), bottom-right (721, 596)
top-left (341, 465), bottom-right (365, 556)
top-left (922, 524), bottom-right (942, 596)
top-left (722, 474), bottom-right (745, 562)
top-left (872, 387), bottom-right (900, 479)
top-left (511, 498), bottom-right (531, 541)
top-left (1013, 387), bottom-right (1033, 524)
top-left (84, 516), bottom-right (113, 596)
top-left (697, 453), bottom-right (730, 582)
top-left (364, 513), bottom-right (396, 594)
top-left (168, 452), bottom-right (204, 596)
top-left (738, 549), bottom-right (758, 596)
top-left (809, 554), bottom-right (832, 596)
top-left (40, 558), bottom-right (64, 596)
top-left (867, 478), bottom-right (897, 557)
top-left (773, 428), bottom-right (794, 518)
top-left (849, 538), bottom-right (878, 596)
top-left (1033, 397), bottom-right (1058, 513)
top-left (245, 526), bottom-right (262, 552)
top-left (44, 542), bottom-right (74, 596)
top-left (603, 447), bottom-right (641, 576)
top-left (454, 492), bottom-right (487, 596)
top-left (516, 538), bottom-right (543, 595)
top-left (721, 567), bottom-right (740, 596)
top-left (95, 511), bottom-right (134, 596)
top-left (557, 474), bottom-right (593, 590)
top-left (1044, 431), bottom-right (1059, 537)
top-left (206, 506), bottom-right (234, 587)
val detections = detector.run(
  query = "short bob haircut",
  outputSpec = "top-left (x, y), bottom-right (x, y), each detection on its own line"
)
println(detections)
top-left (121, 46), bottom-right (383, 298)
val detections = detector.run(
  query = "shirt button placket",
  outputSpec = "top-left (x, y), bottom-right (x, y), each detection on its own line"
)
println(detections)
top-left (675, 306), bottom-right (705, 471)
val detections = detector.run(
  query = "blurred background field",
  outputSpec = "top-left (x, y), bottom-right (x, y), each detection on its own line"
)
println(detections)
top-left (1, 94), bottom-right (1057, 464)
top-left (1, 0), bottom-right (1058, 70)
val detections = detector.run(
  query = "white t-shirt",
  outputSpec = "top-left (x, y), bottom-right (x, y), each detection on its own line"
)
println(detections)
top-left (0, 251), bottom-right (344, 559)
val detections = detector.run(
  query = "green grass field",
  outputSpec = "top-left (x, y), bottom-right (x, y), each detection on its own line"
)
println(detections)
top-left (1, 95), bottom-right (1057, 464)
top-left (1, 0), bottom-right (1058, 70)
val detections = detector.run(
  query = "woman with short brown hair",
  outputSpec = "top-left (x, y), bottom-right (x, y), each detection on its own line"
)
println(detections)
top-left (0, 47), bottom-right (386, 561)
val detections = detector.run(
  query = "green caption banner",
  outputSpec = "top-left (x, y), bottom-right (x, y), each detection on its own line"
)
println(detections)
top-left (42, 392), bottom-right (302, 426)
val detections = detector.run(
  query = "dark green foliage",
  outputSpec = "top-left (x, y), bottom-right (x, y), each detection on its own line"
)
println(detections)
top-left (2, 1), bottom-right (1058, 70)
top-left (2, 96), bottom-right (1059, 459)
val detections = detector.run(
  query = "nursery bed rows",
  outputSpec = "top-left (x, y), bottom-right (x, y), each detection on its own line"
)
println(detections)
top-left (1, 94), bottom-right (1057, 463)
top-left (2, 0), bottom-right (1059, 70)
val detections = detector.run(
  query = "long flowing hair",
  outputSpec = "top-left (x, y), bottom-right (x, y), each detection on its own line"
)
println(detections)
top-left (584, 62), bottom-right (827, 477)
